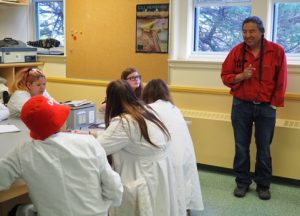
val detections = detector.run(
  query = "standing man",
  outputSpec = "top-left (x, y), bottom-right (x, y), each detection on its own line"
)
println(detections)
top-left (221, 16), bottom-right (287, 200)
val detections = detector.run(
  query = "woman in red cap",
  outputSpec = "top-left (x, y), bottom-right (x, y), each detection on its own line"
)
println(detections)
top-left (0, 95), bottom-right (123, 216)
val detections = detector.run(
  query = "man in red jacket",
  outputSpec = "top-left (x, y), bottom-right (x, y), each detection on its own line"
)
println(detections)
top-left (221, 16), bottom-right (287, 200)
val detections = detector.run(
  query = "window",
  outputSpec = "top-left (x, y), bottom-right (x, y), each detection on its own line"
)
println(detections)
top-left (194, 0), bottom-right (251, 52)
top-left (273, 1), bottom-right (300, 54)
top-left (34, 0), bottom-right (64, 47)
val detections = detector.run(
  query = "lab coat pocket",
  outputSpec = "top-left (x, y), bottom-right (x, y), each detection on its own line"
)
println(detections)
top-left (111, 178), bottom-right (153, 216)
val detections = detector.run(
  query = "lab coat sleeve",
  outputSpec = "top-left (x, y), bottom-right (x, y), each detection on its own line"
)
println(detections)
top-left (9, 91), bottom-right (30, 114)
top-left (0, 103), bottom-right (9, 121)
top-left (97, 145), bottom-right (123, 207)
top-left (0, 148), bottom-right (22, 191)
top-left (43, 89), bottom-right (57, 103)
top-left (96, 117), bottom-right (129, 155)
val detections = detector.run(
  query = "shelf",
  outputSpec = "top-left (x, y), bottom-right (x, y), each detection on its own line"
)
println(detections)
top-left (0, 62), bottom-right (44, 68)
top-left (0, 0), bottom-right (28, 6)
top-left (0, 62), bottom-right (44, 87)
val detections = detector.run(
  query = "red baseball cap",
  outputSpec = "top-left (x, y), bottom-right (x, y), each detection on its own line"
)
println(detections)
top-left (21, 95), bottom-right (70, 140)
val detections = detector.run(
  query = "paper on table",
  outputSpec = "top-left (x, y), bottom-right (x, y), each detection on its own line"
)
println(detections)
top-left (63, 99), bottom-right (91, 107)
top-left (0, 124), bottom-right (20, 133)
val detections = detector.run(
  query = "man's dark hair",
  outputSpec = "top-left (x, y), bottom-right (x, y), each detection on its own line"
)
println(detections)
top-left (242, 16), bottom-right (265, 33)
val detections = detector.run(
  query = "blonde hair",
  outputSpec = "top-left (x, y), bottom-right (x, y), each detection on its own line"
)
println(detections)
top-left (10, 68), bottom-right (45, 94)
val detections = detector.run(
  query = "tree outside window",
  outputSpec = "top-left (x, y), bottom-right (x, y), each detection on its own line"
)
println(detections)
top-left (194, 0), bottom-right (251, 52)
top-left (34, 0), bottom-right (64, 46)
top-left (273, 2), bottom-right (300, 54)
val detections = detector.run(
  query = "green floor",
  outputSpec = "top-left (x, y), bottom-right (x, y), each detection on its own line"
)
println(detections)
top-left (191, 170), bottom-right (300, 216)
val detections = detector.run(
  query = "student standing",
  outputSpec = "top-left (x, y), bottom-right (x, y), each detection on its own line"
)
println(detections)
top-left (143, 79), bottom-right (204, 215)
top-left (0, 96), bottom-right (123, 216)
top-left (221, 16), bottom-right (287, 200)
top-left (7, 68), bottom-right (55, 117)
top-left (95, 80), bottom-right (179, 216)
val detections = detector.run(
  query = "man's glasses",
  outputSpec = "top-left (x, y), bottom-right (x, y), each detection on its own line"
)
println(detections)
top-left (126, 75), bottom-right (141, 81)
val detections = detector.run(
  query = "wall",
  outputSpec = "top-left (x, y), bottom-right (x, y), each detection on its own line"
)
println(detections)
top-left (0, 4), bottom-right (32, 42)
top-left (66, 0), bottom-right (169, 82)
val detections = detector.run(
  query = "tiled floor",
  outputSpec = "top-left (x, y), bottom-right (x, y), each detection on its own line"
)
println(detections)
top-left (191, 170), bottom-right (300, 216)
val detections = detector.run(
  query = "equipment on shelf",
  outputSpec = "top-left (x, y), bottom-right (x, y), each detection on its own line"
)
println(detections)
top-left (27, 38), bottom-right (60, 49)
top-left (0, 38), bottom-right (37, 63)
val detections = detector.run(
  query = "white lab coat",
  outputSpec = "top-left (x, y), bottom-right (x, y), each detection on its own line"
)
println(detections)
top-left (97, 114), bottom-right (179, 216)
top-left (0, 132), bottom-right (123, 216)
top-left (7, 89), bottom-right (55, 117)
top-left (148, 100), bottom-right (204, 213)
top-left (0, 103), bottom-right (9, 121)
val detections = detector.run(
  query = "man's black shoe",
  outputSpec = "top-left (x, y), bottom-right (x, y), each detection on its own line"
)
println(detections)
top-left (256, 188), bottom-right (271, 200)
top-left (234, 186), bottom-right (249, 198)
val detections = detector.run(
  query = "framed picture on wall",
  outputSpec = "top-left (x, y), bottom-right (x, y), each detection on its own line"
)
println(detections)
top-left (136, 4), bottom-right (169, 53)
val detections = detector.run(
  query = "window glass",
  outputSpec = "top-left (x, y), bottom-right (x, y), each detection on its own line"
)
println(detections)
top-left (273, 2), bottom-right (300, 54)
top-left (34, 0), bottom-right (64, 46)
top-left (194, 0), bottom-right (251, 52)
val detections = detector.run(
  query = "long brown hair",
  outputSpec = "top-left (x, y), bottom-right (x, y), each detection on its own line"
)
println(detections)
top-left (9, 68), bottom-right (45, 94)
top-left (121, 67), bottom-right (143, 99)
top-left (142, 79), bottom-right (173, 104)
top-left (105, 80), bottom-right (170, 147)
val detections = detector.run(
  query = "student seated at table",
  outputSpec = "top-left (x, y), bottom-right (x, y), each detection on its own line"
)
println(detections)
top-left (120, 67), bottom-right (143, 99)
top-left (95, 80), bottom-right (180, 216)
top-left (0, 95), bottom-right (123, 216)
top-left (142, 79), bottom-right (204, 215)
top-left (0, 103), bottom-right (9, 121)
top-left (7, 68), bottom-right (55, 117)
top-left (99, 67), bottom-right (143, 112)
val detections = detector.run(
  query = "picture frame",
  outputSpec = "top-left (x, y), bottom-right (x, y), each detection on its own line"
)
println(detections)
top-left (136, 4), bottom-right (169, 53)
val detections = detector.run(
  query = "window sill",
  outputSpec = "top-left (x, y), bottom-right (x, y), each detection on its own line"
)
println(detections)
top-left (37, 55), bottom-right (66, 64)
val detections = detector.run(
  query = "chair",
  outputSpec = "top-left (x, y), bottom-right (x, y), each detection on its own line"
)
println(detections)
top-left (9, 204), bottom-right (37, 216)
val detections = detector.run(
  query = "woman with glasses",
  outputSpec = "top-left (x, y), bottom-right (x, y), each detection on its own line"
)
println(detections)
top-left (120, 67), bottom-right (143, 99)
top-left (7, 68), bottom-right (55, 117)
top-left (99, 67), bottom-right (143, 112)
top-left (95, 80), bottom-right (179, 216)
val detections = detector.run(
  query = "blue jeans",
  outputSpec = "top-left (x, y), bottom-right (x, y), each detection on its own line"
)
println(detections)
top-left (231, 97), bottom-right (276, 190)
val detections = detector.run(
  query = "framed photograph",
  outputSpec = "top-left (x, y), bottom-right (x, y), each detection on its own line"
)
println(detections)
top-left (136, 4), bottom-right (169, 53)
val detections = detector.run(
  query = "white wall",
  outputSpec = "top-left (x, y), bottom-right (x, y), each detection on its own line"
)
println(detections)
top-left (0, 4), bottom-right (33, 42)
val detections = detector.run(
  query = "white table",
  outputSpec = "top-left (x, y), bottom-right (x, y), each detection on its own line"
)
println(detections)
top-left (0, 118), bottom-right (31, 210)
top-left (0, 118), bottom-right (31, 157)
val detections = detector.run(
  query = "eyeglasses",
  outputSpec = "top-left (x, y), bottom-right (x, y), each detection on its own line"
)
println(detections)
top-left (126, 75), bottom-right (141, 81)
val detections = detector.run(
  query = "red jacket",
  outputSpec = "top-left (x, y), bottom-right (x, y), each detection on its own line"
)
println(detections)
top-left (221, 39), bottom-right (287, 107)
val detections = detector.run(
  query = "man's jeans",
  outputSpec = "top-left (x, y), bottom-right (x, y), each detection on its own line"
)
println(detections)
top-left (231, 97), bottom-right (276, 189)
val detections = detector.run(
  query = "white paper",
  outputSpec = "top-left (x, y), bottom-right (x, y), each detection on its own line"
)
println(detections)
top-left (63, 99), bottom-right (91, 107)
top-left (0, 124), bottom-right (20, 133)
